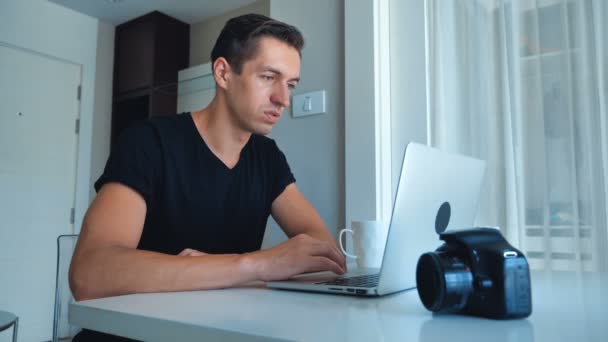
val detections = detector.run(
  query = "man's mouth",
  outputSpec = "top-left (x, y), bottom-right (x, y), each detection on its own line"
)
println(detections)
top-left (263, 110), bottom-right (281, 123)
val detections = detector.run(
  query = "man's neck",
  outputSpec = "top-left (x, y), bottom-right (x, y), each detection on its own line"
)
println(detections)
top-left (191, 99), bottom-right (251, 169)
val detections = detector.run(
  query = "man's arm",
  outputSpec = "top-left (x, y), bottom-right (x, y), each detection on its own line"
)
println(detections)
top-left (69, 183), bottom-right (345, 301)
top-left (69, 183), bottom-right (258, 300)
top-left (269, 183), bottom-right (346, 266)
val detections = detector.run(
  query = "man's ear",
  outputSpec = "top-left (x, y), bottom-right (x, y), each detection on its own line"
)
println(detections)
top-left (213, 57), bottom-right (231, 90)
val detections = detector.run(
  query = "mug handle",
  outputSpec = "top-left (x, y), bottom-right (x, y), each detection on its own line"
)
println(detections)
top-left (338, 229), bottom-right (358, 258)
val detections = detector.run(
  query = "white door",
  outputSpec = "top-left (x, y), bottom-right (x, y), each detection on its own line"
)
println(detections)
top-left (0, 43), bottom-right (80, 342)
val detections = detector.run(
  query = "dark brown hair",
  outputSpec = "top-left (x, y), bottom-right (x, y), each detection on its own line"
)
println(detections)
top-left (210, 14), bottom-right (304, 74)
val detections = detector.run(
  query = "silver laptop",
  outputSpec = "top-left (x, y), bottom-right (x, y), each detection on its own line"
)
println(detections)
top-left (266, 142), bottom-right (486, 296)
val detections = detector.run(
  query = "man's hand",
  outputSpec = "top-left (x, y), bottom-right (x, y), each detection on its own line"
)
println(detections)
top-left (178, 248), bottom-right (209, 257)
top-left (245, 233), bottom-right (347, 281)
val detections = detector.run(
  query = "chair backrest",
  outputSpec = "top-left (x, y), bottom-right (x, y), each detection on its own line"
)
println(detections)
top-left (0, 309), bottom-right (18, 342)
top-left (53, 234), bottom-right (80, 342)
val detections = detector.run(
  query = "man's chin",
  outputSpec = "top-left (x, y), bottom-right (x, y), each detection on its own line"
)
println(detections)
top-left (253, 124), bottom-right (274, 136)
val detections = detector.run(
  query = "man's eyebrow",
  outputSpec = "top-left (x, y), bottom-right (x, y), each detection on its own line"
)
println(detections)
top-left (261, 67), bottom-right (300, 82)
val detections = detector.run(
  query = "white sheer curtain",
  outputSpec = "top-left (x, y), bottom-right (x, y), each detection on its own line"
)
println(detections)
top-left (426, 0), bottom-right (608, 272)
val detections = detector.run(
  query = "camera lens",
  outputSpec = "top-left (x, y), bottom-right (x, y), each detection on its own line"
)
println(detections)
top-left (416, 252), bottom-right (474, 312)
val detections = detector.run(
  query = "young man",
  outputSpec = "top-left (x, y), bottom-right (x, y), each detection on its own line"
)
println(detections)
top-left (69, 14), bottom-right (346, 339)
top-left (70, 13), bottom-right (346, 341)
top-left (70, 13), bottom-right (345, 303)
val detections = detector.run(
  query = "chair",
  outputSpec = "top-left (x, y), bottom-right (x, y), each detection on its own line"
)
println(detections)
top-left (0, 310), bottom-right (18, 342)
top-left (53, 234), bottom-right (80, 342)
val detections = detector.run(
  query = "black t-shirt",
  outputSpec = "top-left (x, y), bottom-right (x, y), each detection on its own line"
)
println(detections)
top-left (78, 115), bottom-right (294, 341)
top-left (95, 112), bottom-right (295, 255)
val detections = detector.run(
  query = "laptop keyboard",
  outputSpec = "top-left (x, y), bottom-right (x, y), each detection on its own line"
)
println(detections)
top-left (318, 273), bottom-right (380, 288)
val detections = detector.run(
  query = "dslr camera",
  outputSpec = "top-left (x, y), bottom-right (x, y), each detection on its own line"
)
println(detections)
top-left (416, 227), bottom-right (532, 319)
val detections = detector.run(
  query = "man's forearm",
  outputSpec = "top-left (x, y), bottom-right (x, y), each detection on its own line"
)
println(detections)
top-left (70, 246), bottom-right (257, 301)
top-left (302, 227), bottom-right (337, 246)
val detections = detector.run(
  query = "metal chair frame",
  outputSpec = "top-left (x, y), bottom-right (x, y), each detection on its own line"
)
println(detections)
top-left (52, 234), bottom-right (80, 342)
top-left (0, 310), bottom-right (18, 342)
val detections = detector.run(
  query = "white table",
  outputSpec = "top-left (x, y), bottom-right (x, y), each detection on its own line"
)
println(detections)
top-left (69, 271), bottom-right (608, 342)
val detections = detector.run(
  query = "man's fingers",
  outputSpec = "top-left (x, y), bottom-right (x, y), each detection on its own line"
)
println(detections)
top-left (307, 241), bottom-right (346, 270)
top-left (331, 244), bottom-right (347, 269)
top-left (178, 248), bottom-right (193, 256)
top-left (329, 244), bottom-right (346, 269)
top-left (307, 256), bottom-right (346, 275)
top-left (178, 248), bottom-right (208, 257)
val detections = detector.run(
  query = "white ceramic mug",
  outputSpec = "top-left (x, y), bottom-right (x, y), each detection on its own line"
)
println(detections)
top-left (338, 220), bottom-right (385, 268)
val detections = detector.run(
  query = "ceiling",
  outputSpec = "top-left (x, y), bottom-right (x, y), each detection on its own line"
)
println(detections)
top-left (48, 0), bottom-right (257, 25)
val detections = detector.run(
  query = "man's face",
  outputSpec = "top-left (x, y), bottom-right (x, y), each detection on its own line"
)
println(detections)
top-left (224, 37), bottom-right (301, 135)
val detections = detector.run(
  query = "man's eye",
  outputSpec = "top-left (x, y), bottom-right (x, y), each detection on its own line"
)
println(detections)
top-left (262, 75), bottom-right (274, 81)
top-left (288, 83), bottom-right (297, 90)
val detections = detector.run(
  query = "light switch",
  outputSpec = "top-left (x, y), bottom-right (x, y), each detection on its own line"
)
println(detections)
top-left (292, 90), bottom-right (326, 117)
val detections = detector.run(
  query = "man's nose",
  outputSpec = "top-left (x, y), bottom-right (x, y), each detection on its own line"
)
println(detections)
top-left (270, 84), bottom-right (290, 108)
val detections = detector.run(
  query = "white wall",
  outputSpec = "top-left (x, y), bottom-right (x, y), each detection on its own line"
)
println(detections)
top-left (190, 0), bottom-right (270, 66)
top-left (0, 0), bottom-right (113, 340)
top-left (344, 0), bottom-right (379, 228)
top-left (90, 21), bottom-right (115, 201)
top-left (265, 0), bottom-right (345, 245)
top-left (389, 0), bottom-right (428, 197)
top-left (343, 0), bottom-right (428, 249)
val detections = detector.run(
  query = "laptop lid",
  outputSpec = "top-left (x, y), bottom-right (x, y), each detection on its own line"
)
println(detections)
top-left (266, 142), bottom-right (485, 296)
top-left (376, 142), bottom-right (486, 295)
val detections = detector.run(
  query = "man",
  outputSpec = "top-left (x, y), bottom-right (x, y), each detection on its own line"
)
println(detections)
top-left (71, 13), bottom-right (345, 301)
top-left (69, 13), bottom-right (346, 341)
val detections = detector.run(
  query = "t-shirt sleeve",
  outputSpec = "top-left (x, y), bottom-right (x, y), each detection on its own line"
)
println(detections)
top-left (270, 140), bottom-right (296, 201)
top-left (94, 122), bottom-right (162, 207)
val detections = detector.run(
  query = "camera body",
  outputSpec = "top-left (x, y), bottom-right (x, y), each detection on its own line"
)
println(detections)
top-left (416, 228), bottom-right (532, 319)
